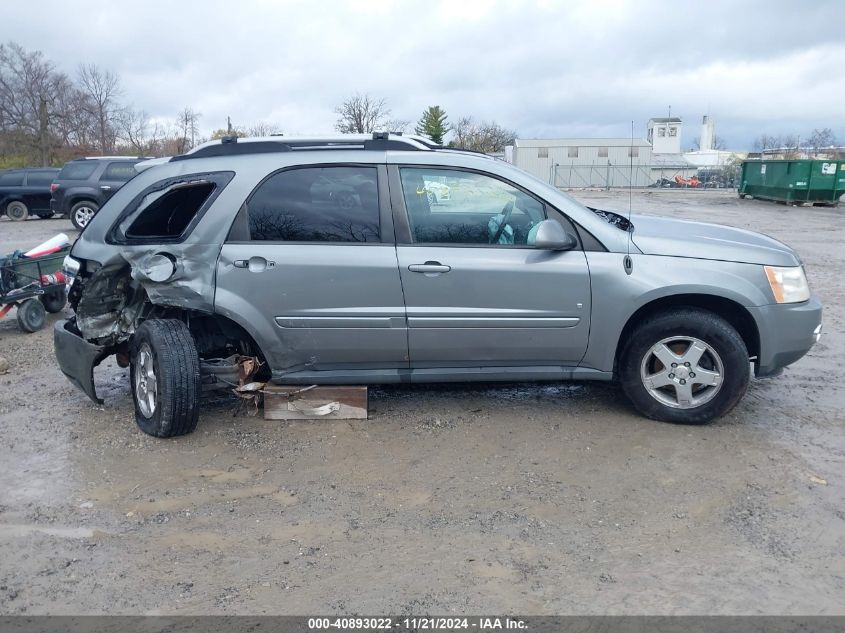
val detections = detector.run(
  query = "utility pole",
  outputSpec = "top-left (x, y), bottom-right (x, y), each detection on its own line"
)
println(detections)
top-left (227, 116), bottom-right (232, 134)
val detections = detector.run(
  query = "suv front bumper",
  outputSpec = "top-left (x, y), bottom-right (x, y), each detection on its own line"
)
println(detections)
top-left (54, 319), bottom-right (109, 404)
top-left (750, 295), bottom-right (823, 377)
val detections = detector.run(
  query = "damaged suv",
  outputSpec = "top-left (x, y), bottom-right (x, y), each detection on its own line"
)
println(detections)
top-left (55, 134), bottom-right (822, 437)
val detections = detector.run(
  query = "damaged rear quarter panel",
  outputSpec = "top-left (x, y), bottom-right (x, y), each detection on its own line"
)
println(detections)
top-left (70, 160), bottom-right (259, 328)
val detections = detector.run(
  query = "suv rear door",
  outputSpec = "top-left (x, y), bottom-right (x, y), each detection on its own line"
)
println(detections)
top-left (98, 161), bottom-right (138, 202)
top-left (390, 165), bottom-right (591, 368)
top-left (215, 164), bottom-right (409, 374)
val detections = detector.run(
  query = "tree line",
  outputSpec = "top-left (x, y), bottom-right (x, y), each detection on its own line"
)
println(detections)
top-left (0, 42), bottom-right (282, 168)
top-left (753, 128), bottom-right (839, 158)
top-left (334, 94), bottom-right (517, 153)
top-left (0, 43), bottom-right (518, 168)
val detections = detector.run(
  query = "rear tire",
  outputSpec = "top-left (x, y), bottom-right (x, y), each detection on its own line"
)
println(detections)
top-left (130, 319), bottom-right (200, 438)
top-left (70, 201), bottom-right (99, 230)
top-left (40, 288), bottom-right (66, 313)
top-left (16, 298), bottom-right (46, 332)
top-left (619, 308), bottom-right (749, 424)
top-left (6, 201), bottom-right (29, 221)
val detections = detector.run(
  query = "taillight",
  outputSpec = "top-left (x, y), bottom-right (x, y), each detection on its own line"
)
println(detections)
top-left (50, 183), bottom-right (59, 192)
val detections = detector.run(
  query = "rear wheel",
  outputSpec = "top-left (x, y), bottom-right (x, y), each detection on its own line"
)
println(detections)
top-left (6, 201), bottom-right (29, 221)
top-left (620, 308), bottom-right (749, 424)
top-left (16, 298), bottom-right (46, 332)
top-left (130, 319), bottom-right (200, 438)
top-left (70, 201), bottom-right (99, 230)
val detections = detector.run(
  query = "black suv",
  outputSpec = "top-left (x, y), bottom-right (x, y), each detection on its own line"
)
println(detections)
top-left (51, 157), bottom-right (146, 229)
top-left (0, 168), bottom-right (61, 221)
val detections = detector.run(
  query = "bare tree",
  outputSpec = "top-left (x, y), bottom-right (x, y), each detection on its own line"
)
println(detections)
top-left (0, 42), bottom-right (73, 165)
top-left (804, 128), bottom-right (838, 157)
top-left (174, 106), bottom-right (201, 153)
top-left (247, 121), bottom-right (282, 136)
top-left (77, 63), bottom-right (121, 154)
top-left (692, 135), bottom-right (727, 150)
top-left (448, 116), bottom-right (516, 153)
top-left (334, 93), bottom-right (391, 133)
top-left (117, 106), bottom-right (149, 154)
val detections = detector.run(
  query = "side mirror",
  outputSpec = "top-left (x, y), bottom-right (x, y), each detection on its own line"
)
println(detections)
top-left (533, 219), bottom-right (578, 251)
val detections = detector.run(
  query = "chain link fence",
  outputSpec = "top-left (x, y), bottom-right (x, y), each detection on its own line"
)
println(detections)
top-left (551, 163), bottom-right (741, 191)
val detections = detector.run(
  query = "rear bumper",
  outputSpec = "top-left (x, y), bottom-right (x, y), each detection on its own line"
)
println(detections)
top-left (53, 319), bottom-right (109, 403)
top-left (749, 295), bottom-right (823, 377)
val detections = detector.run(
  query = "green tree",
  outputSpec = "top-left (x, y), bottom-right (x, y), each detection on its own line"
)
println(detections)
top-left (415, 105), bottom-right (448, 144)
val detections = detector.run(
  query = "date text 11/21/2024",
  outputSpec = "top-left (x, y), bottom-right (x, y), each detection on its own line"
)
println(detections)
top-left (307, 616), bottom-right (528, 630)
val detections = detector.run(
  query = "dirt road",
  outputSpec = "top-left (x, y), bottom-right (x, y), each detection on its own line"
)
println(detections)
top-left (0, 191), bottom-right (842, 615)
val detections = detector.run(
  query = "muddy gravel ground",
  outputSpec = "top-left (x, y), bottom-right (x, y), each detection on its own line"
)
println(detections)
top-left (0, 191), bottom-right (842, 615)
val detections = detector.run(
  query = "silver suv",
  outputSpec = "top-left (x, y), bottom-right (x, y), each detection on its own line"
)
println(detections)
top-left (54, 134), bottom-right (823, 437)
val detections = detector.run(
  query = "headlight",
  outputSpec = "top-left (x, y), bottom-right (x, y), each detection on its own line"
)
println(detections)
top-left (764, 265), bottom-right (810, 303)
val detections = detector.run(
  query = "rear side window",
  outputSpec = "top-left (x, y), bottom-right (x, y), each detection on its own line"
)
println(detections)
top-left (58, 161), bottom-right (98, 180)
top-left (0, 172), bottom-right (24, 186)
top-left (108, 171), bottom-right (234, 244)
top-left (26, 171), bottom-right (57, 186)
top-left (247, 166), bottom-right (380, 242)
top-left (126, 182), bottom-right (216, 239)
top-left (101, 162), bottom-right (137, 182)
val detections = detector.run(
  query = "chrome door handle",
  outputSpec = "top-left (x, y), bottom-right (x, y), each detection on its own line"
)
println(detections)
top-left (234, 257), bottom-right (275, 272)
top-left (408, 262), bottom-right (451, 274)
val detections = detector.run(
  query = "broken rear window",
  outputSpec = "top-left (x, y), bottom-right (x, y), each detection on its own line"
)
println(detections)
top-left (126, 182), bottom-right (215, 239)
top-left (109, 171), bottom-right (233, 244)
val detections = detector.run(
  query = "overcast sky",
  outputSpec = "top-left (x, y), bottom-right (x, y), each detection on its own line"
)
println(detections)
top-left (3, 0), bottom-right (843, 150)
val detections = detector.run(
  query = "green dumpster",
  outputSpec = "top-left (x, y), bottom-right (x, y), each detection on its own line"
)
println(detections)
top-left (739, 159), bottom-right (845, 205)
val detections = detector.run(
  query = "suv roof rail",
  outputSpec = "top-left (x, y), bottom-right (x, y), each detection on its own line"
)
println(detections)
top-left (170, 133), bottom-right (433, 162)
top-left (80, 156), bottom-right (151, 161)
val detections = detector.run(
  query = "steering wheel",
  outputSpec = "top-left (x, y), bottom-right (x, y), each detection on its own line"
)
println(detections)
top-left (490, 200), bottom-right (515, 244)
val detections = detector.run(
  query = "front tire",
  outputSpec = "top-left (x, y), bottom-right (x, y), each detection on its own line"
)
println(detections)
top-left (130, 319), bottom-right (200, 438)
top-left (70, 201), bottom-right (99, 230)
top-left (6, 201), bottom-right (29, 221)
top-left (619, 308), bottom-right (749, 424)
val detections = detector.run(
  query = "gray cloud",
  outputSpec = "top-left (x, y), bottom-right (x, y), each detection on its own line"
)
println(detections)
top-left (2, 0), bottom-right (843, 149)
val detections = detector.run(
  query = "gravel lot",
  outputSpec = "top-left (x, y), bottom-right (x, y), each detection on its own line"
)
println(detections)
top-left (0, 190), bottom-right (842, 615)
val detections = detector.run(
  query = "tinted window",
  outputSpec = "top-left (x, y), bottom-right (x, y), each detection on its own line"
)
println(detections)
top-left (102, 162), bottom-right (137, 182)
top-left (399, 168), bottom-right (546, 246)
top-left (0, 172), bottom-right (24, 186)
top-left (26, 171), bottom-right (57, 186)
top-left (247, 166), bottom-right (380, 242)
top-left (58, 161), bottom-right (98, 180)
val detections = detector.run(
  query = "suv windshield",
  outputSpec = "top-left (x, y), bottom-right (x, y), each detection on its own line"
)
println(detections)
top-left (58, 161), bottom-right (98, 180)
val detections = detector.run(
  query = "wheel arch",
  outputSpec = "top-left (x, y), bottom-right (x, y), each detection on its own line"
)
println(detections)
top-left (614, 293), bottom-right (760, 370)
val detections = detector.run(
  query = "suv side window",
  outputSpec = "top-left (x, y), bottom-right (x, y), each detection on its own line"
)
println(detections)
top-left (0, 172), bottom-right (24, 186)
top-left (57, 161), bottom-right (98, 180)
top-left (399, 167), bottom-right (546, 246)
top-left (101, 162), bottom-right (137, 182)
top-left (25, 171), bottom-right (56, 186)
top-left (246, 166), bottom-right (380, 242)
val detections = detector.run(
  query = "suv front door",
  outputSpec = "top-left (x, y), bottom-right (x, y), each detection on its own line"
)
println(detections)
top-left (391, 166), bottom-right (591, 368)
top-left (216, 164), bottom-right (408, 375)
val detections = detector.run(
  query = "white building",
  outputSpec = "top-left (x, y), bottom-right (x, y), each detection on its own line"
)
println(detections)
top-left (683, 115), bottom-right (744, 168)
top-left (647, 117), bottom-right (683, 154)
top-left (511, 138), bottom-right (654, 187)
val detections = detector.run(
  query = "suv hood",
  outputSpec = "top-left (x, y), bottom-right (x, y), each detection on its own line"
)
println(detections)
top-left (630, 213), bottom-right (800, 267)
